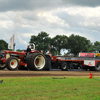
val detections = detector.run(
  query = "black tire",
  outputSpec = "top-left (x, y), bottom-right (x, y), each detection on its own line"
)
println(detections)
top-left (45, 61), bottom-right (51, 71)
top-left (92, 62), bottom-right (100, 71)
top-left (61, 62), bottom-right (68, 71)
top-left (52, 63), bottom-right (57, 69)
top-left (6, 57), bottom-right (19, 70)
top-left (45, 55), bottom-right (51, 71)
top-left (27, 53), bottom-right (46, 71)
top-left (0, 64), bottom-right (6, 70)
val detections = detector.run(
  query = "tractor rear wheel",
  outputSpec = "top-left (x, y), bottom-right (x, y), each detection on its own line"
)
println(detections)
top-left (0, 64), bottom-right (6, 70)
top-left (6, 57), bottom-right (19, 70)
top-left (27, 53), bottom-right (46, 71)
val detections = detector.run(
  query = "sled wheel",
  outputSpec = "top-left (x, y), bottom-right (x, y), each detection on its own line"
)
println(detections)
top-left (6, 57), bottom-right (19, 70)
top-left (0, 64), bottom-right (6, 70)
top-left (61, 62), bottom-right (68, 71)
top-left (92, 62), bottom-right (100, 71)
top-left (27, 53), bottom-right (46, 71)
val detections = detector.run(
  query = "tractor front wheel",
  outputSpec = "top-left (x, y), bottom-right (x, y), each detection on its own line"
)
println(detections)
top-left (0, 64), bottom-right (6, 70)
top-left (6, 57), bottom-right (19, 70)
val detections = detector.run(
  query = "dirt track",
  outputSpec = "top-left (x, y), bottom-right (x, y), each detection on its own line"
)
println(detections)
top-left (0, 69), bottom-right (100, 77)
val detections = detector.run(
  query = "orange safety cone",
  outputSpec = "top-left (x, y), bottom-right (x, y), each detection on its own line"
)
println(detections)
top-left (89, 72), bottom-right (92, 79)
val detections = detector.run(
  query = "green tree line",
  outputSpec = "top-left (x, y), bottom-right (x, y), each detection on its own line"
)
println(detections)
top-left (29, 31), bottom-right (100, 56)
top-left (0, 31), bottom-right (100, 56)
top-left (0, 40), bottom-right (8, 50)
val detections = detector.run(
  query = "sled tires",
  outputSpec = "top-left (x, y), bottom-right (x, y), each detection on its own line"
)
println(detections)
top-left (27, 53), bottom-right (46, 71)
top-left (91, 62), bottom-right (100, 71)
top-left (6, 57), bottom-right (19, 70)
top-left (61, 62), bottom-right (68, 71)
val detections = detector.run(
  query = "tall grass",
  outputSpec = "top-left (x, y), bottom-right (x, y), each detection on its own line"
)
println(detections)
top-left (0, 77), bottom-right (100, 100)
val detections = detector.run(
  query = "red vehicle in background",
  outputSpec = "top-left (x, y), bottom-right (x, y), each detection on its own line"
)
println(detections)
top-left (50, 51), bottom-right (100, 71)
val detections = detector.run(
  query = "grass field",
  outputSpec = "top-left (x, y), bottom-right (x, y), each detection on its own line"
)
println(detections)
top-left (0, 77), bottom-right (100, 100)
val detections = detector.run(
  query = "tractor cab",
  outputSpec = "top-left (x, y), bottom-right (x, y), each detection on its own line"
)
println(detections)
top-left (26, 43), bottom-right (40, 57)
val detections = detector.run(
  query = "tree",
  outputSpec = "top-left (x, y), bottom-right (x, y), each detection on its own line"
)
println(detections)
top-left (67, 34), bottom-right (92, 56)
top-left (87, 43), bottom-right (94, 52)
top-left (16, 49), bottom-right (21, 52)
top-left (93, 41), bottom-right (100, 52)
top-left (51, 35), bottom-right (68, 55)
top-left (0, 40), bottom-right (8, 51)
top-left (29, 31), bottom-right (51, 54)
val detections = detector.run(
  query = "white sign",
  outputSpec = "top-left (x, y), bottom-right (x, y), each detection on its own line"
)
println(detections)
top-left (84, 60), bottom-right (95, 66)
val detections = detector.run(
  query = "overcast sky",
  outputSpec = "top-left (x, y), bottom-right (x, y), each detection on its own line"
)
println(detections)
top-left (0, 0), bottom-right (100, 50)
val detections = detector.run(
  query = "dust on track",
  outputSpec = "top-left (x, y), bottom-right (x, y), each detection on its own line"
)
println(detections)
top-left (0, 69), bottom-right (100, 77)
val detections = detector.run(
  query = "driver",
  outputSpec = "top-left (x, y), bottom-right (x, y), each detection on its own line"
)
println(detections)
top-left (26, 45), bottom-right (31, 57)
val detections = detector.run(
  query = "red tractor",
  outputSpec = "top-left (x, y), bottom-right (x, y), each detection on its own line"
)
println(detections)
top-left (0, 43), bottom-right (50, 71)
